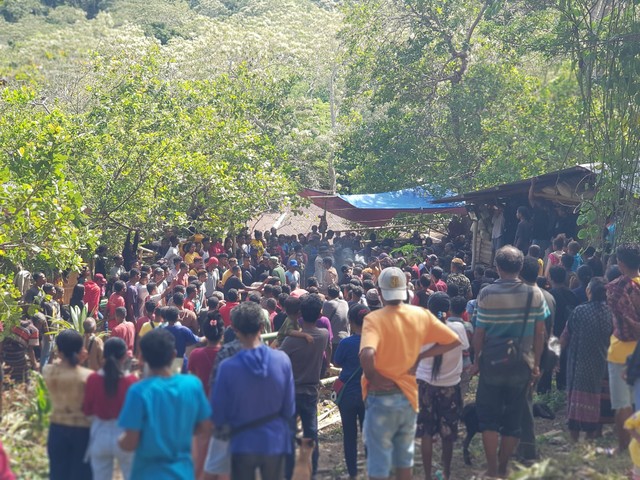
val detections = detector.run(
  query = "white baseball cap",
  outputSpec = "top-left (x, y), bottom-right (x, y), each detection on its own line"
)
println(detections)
top-left (377, 267), bottom-right (407, 302)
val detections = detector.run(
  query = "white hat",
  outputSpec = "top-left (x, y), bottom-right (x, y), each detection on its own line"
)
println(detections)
top-left (377, 267), bottom-right (407, 302)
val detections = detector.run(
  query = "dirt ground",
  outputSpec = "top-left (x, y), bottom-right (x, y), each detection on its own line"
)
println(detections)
top-left (315, 389), bottom-right (631, 480)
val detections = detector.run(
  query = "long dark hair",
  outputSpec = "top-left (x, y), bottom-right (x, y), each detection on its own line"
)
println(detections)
top-left (56, 329), bottom-right (83, 366)
top-left (427, 292), bottom-right (451, 381)
top-left (70, 283), bottom-right (85, 310)
top-left (103, 337), bottom-right (127, 397)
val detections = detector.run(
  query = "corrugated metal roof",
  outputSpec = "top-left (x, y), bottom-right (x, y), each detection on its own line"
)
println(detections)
top-left (433, 165), bottom-right (596, 204)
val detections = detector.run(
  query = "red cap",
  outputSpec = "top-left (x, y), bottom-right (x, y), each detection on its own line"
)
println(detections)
top-left (207, 257), bottom-right (219, 268)
top-left (94, 273), bottom-right (107, 285)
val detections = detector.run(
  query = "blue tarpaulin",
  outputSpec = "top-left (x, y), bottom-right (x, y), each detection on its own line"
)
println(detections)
top-left (300, 186), bottom-right (465, 226)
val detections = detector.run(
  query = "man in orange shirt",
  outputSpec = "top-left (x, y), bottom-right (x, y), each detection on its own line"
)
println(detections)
top-left (106, 280), bottom-right (126, 331)
top-left (359, 267), bottom-right (460, 480)
top-left (111, 307), bottom-right (135, 359)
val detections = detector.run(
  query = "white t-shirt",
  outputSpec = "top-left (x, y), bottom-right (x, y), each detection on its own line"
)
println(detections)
top-left (164, 246), bottom-right (180, 261)
top-left (285, 270), bottom-right (300, 285)
top-left (416, 321), bottom-right (469, 387)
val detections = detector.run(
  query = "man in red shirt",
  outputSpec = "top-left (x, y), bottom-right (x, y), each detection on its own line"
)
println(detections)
top-left (173, 262), bottom-right (190, 289)
top-left (184, 285), bottom-right (198, 312)
top-left (83, 275), bottom-right (103, 317)
top-left (218, 289), bottom-right (240, 328)
top-left (431, 267), bottom-right (448, 292)
top-left (106, 281), bottom-right (127, 331)
top-left (111, 307), bottom-right (135, 358)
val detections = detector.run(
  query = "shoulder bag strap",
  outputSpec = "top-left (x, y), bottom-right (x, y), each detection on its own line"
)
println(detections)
top-left (518, 287), bottom-right (534, 346)
top-left (230, 411), bottom-right (283, 437)
top-left (344, 366), bottom-right (363, 386)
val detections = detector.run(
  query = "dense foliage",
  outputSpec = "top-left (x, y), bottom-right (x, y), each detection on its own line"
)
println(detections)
top-left (0, 0), bottom-right (639, 280)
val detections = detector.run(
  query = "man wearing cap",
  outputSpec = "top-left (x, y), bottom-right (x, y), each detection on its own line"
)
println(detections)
top-left (359, 267), bottom-right (461, 480)
top-left (448, 258), bottom-right (472, 299)
top-left (365, 289), bottom-right (382, 311)
top-left (285, 259), bottom-right (301, 286)
top-left (204, 257), bottom-right (220, 298)
top-left (269, 257), bottom-right (287, 285)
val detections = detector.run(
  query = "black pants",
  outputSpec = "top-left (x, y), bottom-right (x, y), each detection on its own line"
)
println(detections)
top-left (338, 394), bottom-right (365, 477)
top-left (517, 386), bottom-right (537, 460)
top-left (47, 423), bottom-right (92, 480)
top-left (538, 349), bottom-right (566, 394)
top-left (231, 453), bottom-right (285, 480)
top-left (286, 393), bottom-right (319, 479)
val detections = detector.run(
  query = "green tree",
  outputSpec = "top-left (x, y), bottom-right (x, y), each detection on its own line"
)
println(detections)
top-left (64, 47), bottom-right (300, 243)
top-left (0, 83), bottom-right (94, 329)
top-left (540, 0), bottom-right (640, 244)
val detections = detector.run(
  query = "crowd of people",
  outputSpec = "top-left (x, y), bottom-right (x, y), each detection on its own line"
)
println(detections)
top-left (2, 219), bottom-right (640, 480)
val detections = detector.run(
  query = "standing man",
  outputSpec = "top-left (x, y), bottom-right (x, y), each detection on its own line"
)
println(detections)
top-left (322, 257), bottom-right (338, 291)
top-left (107, 280), bottom-right (127, 331)
top-left (285, 260), bottom-right (300, 287)
top-left (470, 246), bottom-right (548, 478)
top-left (359, 267), bottom-right (460, 480)
top-left (241, 255), bottom-right (256, 286)
top-left (269, 257), bottom-right (287, 286)
top-left (448, 258), bottom-right (471, 299)
top-left (125, 269), bottom-right (141, 323)
top-left (280, 294), bottom-right (330, 479)
top-left (606, 243), bottom-right (640, 452)
top-left (23, 271), bottom-right (46, 306)
top-left (211, 302), bottom-right (295, 479)
top-left (517, 256), bottom-right (555, 461)
top-left (203, 257), bottom-right (220, 299)
top-left (491, 205), bottom-right (505, 266)
top-left (322, 285), bottom-right (349, 362)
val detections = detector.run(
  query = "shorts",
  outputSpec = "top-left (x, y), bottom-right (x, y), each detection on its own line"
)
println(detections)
top-left (416, 381), bottom-right (462, 441)
top-left (203, 436), bottom-right (230, 475)
top-left (476, 375), bottom-right (528, 438)
top-left (363, 392), bottom-right (417, 478)
top-left (609, 362), bottom-right (634, 410)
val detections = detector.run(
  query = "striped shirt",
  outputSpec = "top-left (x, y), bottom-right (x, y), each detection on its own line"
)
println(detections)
top-left (473, 279), bottom-right (549, 368)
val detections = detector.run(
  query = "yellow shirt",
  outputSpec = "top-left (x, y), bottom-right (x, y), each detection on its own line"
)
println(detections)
top-left (43, 363), bottom-right (92, 427)
top-left (607, 277), bottom-right (640, 364)
top-left (625, 412), bottom-right (640, 467)
top-left (221, 269), bottom-right (233, 286)
top-left (360, 304), bottom-right (459, 411)
top-left (139, 320), bottom-right (160, 338)
top-left (184, 252), bottom-right (198, 266)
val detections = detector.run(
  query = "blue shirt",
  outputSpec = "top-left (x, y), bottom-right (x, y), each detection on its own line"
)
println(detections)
top-left (118, 374), bottom-right (211, 479)
top-left (334, 334), bottom-right (362, 401)
top-left (211, 344), bottom-right (294, 455)
top-left (164, 324), bottom-right (199, 358)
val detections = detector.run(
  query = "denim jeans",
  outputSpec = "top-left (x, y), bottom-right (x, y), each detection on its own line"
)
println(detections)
top-left (286, 392), bottom-right (319, 479)
top-left (48, 423), bottom-right (92, 480)
top-left (338, 394), bottom-right (365, 477)
top-left (363, 392), bottom-right (417, 478)
top-left (87, 418), bottom-right (133, 480)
